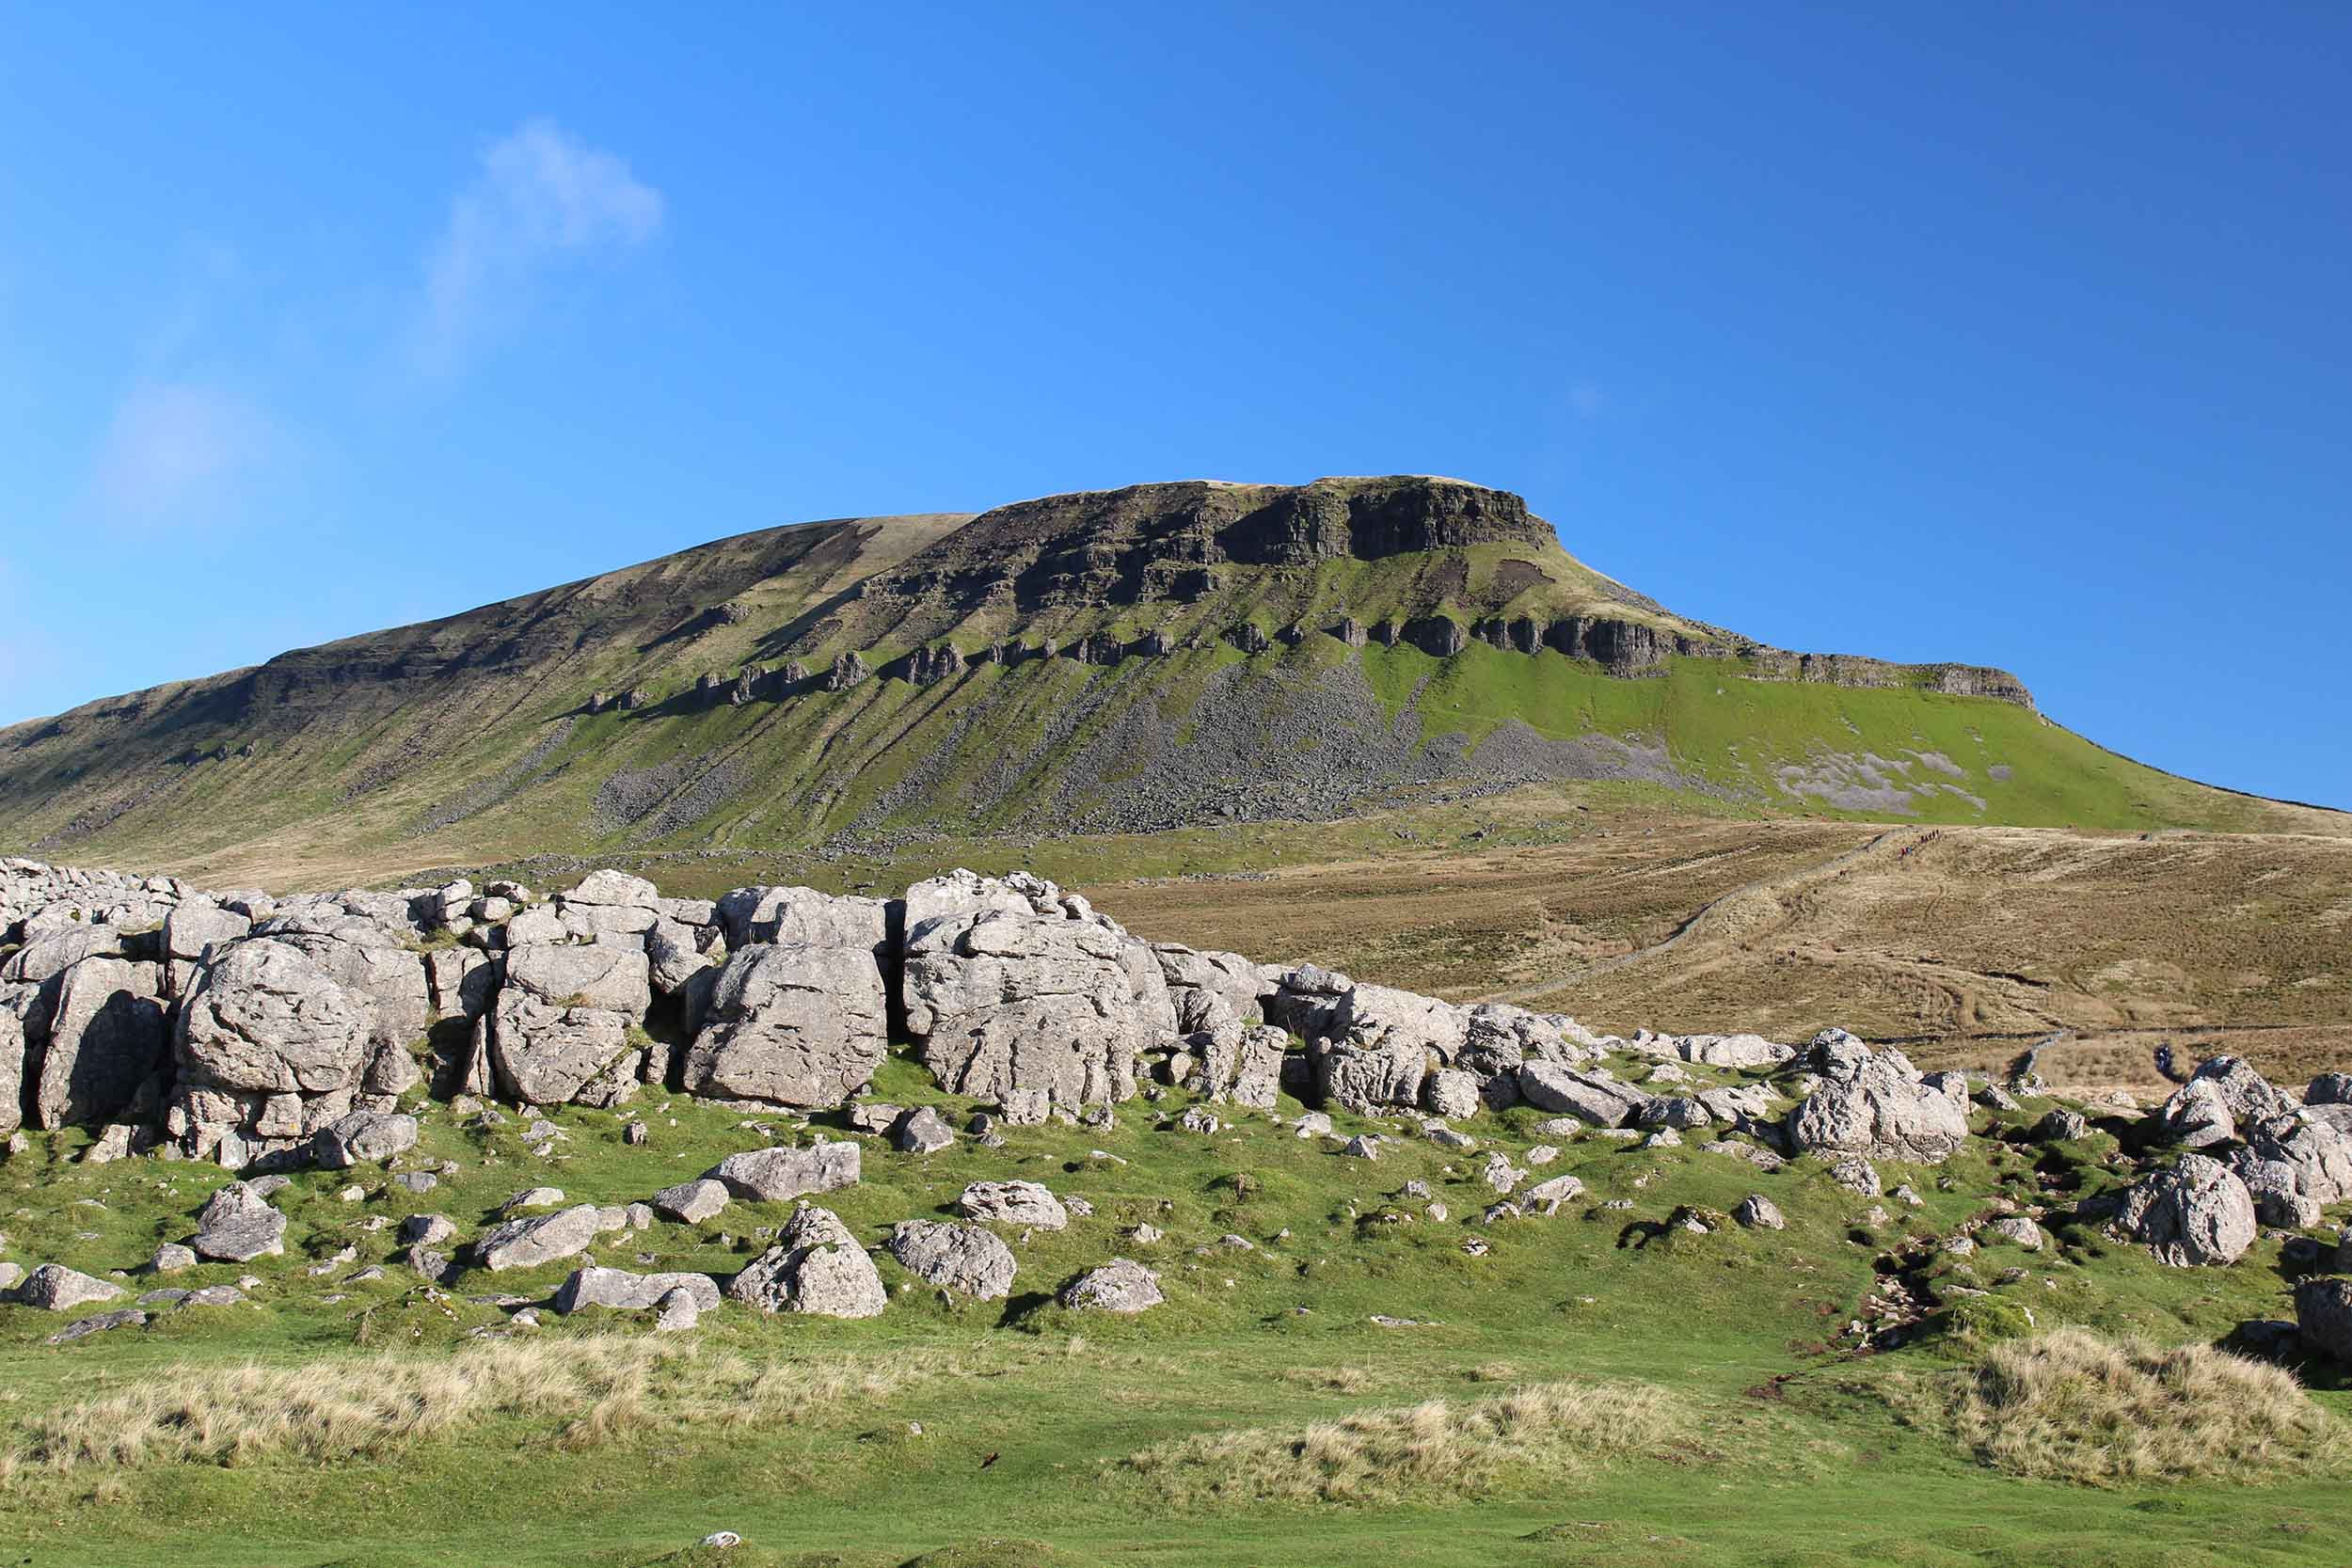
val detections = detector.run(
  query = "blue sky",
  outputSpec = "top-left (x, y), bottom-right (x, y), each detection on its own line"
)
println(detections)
top-left (3, 4), bottom-right (2346, 807)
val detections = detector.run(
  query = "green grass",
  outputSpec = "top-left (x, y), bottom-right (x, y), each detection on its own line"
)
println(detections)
top-left (1, 1044), bottom-right (2344, 1566)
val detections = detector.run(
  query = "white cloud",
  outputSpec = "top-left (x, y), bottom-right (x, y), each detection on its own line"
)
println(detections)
top-left (418, 119), bottom-right (664, 369)
top-left (92, 379), bottom-right (278, 521)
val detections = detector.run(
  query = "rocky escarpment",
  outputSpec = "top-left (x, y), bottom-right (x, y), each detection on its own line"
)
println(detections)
top-left (856, 476), bottom-right (1558, 611)
top-left (614, 477), bottom-right (2034, 709)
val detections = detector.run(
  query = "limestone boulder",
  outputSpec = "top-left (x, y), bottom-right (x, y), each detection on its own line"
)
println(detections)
top-left (16, 1264), bottom-right (123, 1311)
top-left (178, 939), bottom-right (374, 1097)
top-left (1058, 1258), bottom-right (1162, 1313)
top-left (1679, 1034), bottom-right (1795, 1070)
top-left (163, 900), bottom-right (250, 997)
top-left (2244, 1115), bottom-right (2352, 1206)
top-left (477, 1204), bottom-right (602, 1272)
top-left (553, 1266), bottom-right (721, 1315)
top-left (651, 1177), bottom-right (731, 1224)
top-left (0, 981), bottom-right (37, 1138)
top-left (191, 1181), bottom-right (287, 1261)
top-left (716, 885), bottom-right (892, 958)
top-left (1786, 1051), bottom-right (1969, 1164)
top-left (887, 1219), bottom-right (1018, 1299)
top-left (956, 1179), bottom-right (1069, 1230)
top-left (484, 942), bottom-right (651, 1107)
top-left (556, 870), bottom-right (661, 941)
top-left (904, 896), bottom-right (1173, 1109)
top-left (1, 924), bottom-right (127, 986)
top-left (644, 918), bottom-right (718, 994)
top-left (706, 1140), bottom-right (861, 1203)
top-left (2153, 1056), bottom-right (2296, 1148)
top-left (726, 1204), bottom-right (885, 1317)
top-left (249, 908), bottom-right (430, 1049)
top-left (32, 955), bottom-right (167, 1129)
top-left (2115, 1153), bottom-right (2258, 1266)
top-left (310, 1109), bottom-right (420, 1168)
top-left (1151, 942), bottom-right (1266, 1031)
top-left (1517, 1063), bottom-right (1653, 1128)
top-left (679, 943), bottom-right (886, 1109)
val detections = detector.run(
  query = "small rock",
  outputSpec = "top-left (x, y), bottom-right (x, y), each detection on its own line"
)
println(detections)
top-left (1058, 1258), bottom-right (1162, 1313)
top-left (47, 1307), bottom-right (148, 1343)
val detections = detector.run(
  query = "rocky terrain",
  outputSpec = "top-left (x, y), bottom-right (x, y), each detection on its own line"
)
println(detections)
top-left (3, 476), bottom-right (2320, 891)
top-left (4, 851), bottom-right (2351, 1563)
top-left (7, 851), bottom-right (2351, 1349)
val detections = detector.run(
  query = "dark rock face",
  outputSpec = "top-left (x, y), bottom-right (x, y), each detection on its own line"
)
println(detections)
top-left (862, 476), bottom-right (1555, 612)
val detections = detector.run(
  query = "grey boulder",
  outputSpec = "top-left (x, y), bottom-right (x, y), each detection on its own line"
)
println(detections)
top-left (1786, 1052), bottom-right (1968, 1165)
top-left (310, 1109), bottom-right (419, 1168)
top-left (476, 1204), bottom-right (602, 1272)
top-left (17, 1263), bottom-right (125, 1311)
top-left (1058, 1258), bottom-right (1162, 1313)
top-left (553, 1266), bottom-right (722, 1314)
top-left (706, 1141), bottom-right (861, 1203)
top-left (887, 1219), bottom-right (1017, 1299)
top-left (191, 1181), bottom-right (287, 1261)
top-left (2114, 1154), bottom-right (2257, 1266)
top-left (956, 1179), bottom-right (1069, 1229)
top-left (1517, 1063), bottom-right (1652, 1128)
top-left (651, 1177), bottom-right (732, 1224)
top-left (726, 1204), bottom-right (885, 1317)
top-left (679, 942), bottom-right (887, 1109)
top-left (34, 956), bottom-right (167, 1129)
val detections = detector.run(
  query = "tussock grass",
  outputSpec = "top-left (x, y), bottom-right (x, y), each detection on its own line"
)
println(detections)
top-left (1892, 1328), bottom-right (2340, 1486)
top-left (1120, 1378), bottom-right (1679, 1507)
top-left (7, 1336), bottom-right (947, 1477)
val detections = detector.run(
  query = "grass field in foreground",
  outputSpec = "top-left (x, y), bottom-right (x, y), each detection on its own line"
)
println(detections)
top-left (0, 1041), bottom-right (2344, 1567)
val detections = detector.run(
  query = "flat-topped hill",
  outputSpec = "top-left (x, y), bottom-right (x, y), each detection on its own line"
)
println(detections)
top-left (0, 476), bottom-right (2332, 884)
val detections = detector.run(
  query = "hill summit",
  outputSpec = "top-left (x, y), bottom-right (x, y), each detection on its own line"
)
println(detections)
top-left (0, 476), bottom-right (2311, 884)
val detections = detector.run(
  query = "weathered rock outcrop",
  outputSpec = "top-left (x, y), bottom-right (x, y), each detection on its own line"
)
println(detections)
top-left (170, 938), bottom-right (379, 1164)
top-left (706, 1141), bottom-right (861, 1203)
top-left (956, 1179), bottom-right (1068, 1230)
top-left (2114, 1154), bottom-right (2257, 1266)
top-left (1785, 1037), bottom-right (1968, 1165)
top-left (1058, 1258), bottom-right (1162, 1313)
top-left (191, 1180), bottom-right (287, 1261)
top-left (480, 942), bottom-right (651, 1108)
top-left (477, 1204), bottom-right (602, 1272)
top-left (1518, 1062), bottom-right (1653, 1128)
top-left (16, 1263), bottom-right (124, 1311)
top-left (554, 1266), bottom-right (722, 1315)
top-left (248, 905), bottom-right (431, 1049)
top-left (726, 1204), bottom-right (885, 1317)
top-left (680, 942), bottom-right (887, 1109)
top-left (903, 873), bottom-right (1172, 1109)
top-left (2151, 1056), bottom-right (2296, 1148)
top-left (33, 955), bottom-right (167, 1129)
top-left (887, 1219), bottom-right (1017, 1299)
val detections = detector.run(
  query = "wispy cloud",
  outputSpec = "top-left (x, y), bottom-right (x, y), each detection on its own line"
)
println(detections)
top-left (92, 378), bottom-right (278, 521)
top-left (417, 119), bottom-right (664, 371)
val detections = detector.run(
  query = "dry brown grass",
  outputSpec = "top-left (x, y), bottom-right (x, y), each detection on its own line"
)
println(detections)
top-left (1120, 1378), bottom-right (1679, 1507)
top-left (1093, 818), bottom-right (2352, 1089)
top-left (1890, 1328), bottom-right (2341, 1486)
top-left (6, 1336), bottom-right (949, 1478)
top-left (1278, 1365), bottom-right (1380, 1393)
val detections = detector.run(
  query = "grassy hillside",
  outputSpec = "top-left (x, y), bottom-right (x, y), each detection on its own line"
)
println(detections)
top-left (0, 480), bottom-right (2333, 889)
top-left (2, 1042), bottom-right (2347, 1566)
